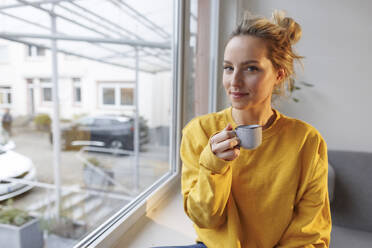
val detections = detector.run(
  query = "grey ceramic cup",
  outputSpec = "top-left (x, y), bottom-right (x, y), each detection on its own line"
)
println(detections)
top-left (233, 124), bottom-right (262, 149)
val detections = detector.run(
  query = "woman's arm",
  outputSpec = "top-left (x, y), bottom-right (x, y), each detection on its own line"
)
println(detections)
top-left (180, 121), bottom-right (235, 229)
top-left (276, 140), bottom-right (332, 247)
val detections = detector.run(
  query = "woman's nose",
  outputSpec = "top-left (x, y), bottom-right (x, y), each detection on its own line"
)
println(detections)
top-left (231, 71), bottom-right (242, 87)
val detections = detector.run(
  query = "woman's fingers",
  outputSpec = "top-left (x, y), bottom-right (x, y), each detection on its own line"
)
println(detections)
top-left (216, 148), bottom-right (240, 161)
top-left (211, 136), bottom-right (240, 154)
top-left (209, 123), bottom-right (240, 161)
top-left (210, 124), bottom-right (236, 144)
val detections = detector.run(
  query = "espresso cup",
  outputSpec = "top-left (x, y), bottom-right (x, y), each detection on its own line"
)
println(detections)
top-left (233, 125), bottom-right (262, 149)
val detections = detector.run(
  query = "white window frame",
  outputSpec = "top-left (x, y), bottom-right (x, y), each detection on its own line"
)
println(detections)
top-left (0, 86), bottom-right (12, 107)
top-left (40, 78), bottom-right (52, 103)
top-left (26, 45), bottom-right (46, 57)
top-left (98, 82), bottom-right (135, 109)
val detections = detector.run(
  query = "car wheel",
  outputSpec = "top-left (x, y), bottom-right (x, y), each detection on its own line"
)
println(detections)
top-left (110, 140), bottom-right (124, 153)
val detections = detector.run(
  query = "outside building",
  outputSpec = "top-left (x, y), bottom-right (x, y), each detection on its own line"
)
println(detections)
top-left (0, 40), bottom-right (171, 129)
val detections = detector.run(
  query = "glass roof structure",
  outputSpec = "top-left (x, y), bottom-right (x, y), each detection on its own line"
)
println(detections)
top-left (0, 0), bottom-right (173, 73)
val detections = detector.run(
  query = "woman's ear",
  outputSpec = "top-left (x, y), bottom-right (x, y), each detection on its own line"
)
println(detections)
top-left (276, 68), bottom-right (285, 84)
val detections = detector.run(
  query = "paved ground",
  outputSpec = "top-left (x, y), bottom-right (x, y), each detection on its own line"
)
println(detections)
top-left (2, 126), bottom-right (170, 247)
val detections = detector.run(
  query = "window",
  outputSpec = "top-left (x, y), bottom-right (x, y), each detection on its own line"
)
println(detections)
top-left (0, 1), bottom-right (179, 247)
top-left (120, 88), bottom-right (134, 106)
top-left (0, 46), bottom-right (9, 63)
top-left (27, 45), bottom-right (46, 57)
top-left (73, 78), bottom-right (82, 104)
top-left (99, 82), bottom-right (134, 107)
top-left (0, 86), bottom-right (11, 106)
top-left (40, 78), bottom-right (52, 102)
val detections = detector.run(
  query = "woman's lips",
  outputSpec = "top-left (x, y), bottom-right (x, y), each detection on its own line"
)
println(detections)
top-left (230, 92), bottom-right (248, 99)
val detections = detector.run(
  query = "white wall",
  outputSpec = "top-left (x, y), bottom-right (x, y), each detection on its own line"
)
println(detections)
top-left (239, 0), bottom-right (372, 152)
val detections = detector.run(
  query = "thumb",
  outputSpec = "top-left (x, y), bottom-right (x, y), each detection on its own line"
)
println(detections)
top-left (224, 123), bottom-right (233, 131)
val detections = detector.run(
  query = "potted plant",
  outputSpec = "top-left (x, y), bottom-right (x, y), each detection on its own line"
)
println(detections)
top-left (83, 157), bottom-right (114, 188)
top-left (0, 201), bottom-right (43, 248)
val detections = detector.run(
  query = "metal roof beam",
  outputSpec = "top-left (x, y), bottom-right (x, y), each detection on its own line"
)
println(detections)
top-left (0, 0), bottom-right (78, 10)
top-left (16, 0), bottom-right (171, 64)
top-left (112, 0), bottom-right (171, 40)
top-left (66, 1), bottom-right (171, 64)
top-left (0, 35), bottom-right (156, 73)
top-left (0, 32), bottom-right (171, 49)
top-left (0, 9), bottom-right (168, 68)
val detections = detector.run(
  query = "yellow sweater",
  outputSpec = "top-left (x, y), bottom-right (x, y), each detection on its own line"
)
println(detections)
top-left (180, 107), bottom-right (331, 248)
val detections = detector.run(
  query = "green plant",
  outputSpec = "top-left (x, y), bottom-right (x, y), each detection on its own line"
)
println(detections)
top-left (289, 80), bottom-right (314, 102)
top-left (0, 200), bottom-right (33, 227)
top-left (34, 113), bottom-right (51, 131)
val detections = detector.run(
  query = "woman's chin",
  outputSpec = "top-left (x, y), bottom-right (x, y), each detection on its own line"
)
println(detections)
top-left (231, 101), bottom-right (251, 110)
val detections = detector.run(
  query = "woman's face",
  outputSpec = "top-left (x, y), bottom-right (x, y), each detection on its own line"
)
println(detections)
top-left (223, 35), bottom-right (281, 110)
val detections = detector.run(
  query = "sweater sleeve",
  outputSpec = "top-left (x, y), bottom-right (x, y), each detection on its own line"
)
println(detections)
top-left (180, 120), bottom-right (232, 229)
top-left (276, 139), bottom-right (332, 248)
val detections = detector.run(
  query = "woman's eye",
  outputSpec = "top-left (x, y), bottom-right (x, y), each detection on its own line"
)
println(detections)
top-left (245, 66), bottom-right (259, 72)
top-left (223, 66), bottom-right (233, 72)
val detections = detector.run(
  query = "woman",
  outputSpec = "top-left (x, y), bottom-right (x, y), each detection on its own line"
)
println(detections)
top-left (158, 10), bottom-right (331, 248)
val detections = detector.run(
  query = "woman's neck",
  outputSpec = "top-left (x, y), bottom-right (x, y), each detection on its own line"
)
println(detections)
top-left (232, 105), bottom-right (276, 130)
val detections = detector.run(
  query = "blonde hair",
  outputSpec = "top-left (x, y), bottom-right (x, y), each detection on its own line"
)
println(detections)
top-left (228, 10), bottom-right (304, 96)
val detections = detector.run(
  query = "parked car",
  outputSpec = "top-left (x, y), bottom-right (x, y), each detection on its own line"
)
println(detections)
top-left (0, 138), bottom-right (36, 201)
top-left (49, 115), bottom-right (149, 151)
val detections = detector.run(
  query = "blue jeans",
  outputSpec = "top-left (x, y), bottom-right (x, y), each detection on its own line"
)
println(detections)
top-left (152, 242), bottom-right (207, 248)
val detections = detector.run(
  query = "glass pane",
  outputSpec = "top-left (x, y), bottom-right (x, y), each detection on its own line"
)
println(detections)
top-left (0, 46), bottom-right (9, 63)
top-left (74, 87), bottom-right (81, 103)
top-left (102, 88), bottom-right (115, 105)
top-left (7, 92), bottom-right (11, 104)
top-left (120, 88), bottom-right (134, 105)
top-left (43, 87), bottom-right (52, 101)
top-left (0, 0), bottom-right (176, 246)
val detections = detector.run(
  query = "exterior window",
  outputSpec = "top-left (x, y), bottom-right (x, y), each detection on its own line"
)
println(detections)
top-left (73, 78), bottom-right (82, 104)
top-left (40, 78), bottom-right (52, 102)
top-left (102, 87), bottom-right (115, 105)
top-left (0, 87), bottom-right (11, 106)
top-left (120, 88), bottom-right (134, 106)
top-left (99, 82), bottom-right (134, 107)
top-left (0, 46), bottom-right (9, 63)
top-left (27, 45), bottom-right (46, 57)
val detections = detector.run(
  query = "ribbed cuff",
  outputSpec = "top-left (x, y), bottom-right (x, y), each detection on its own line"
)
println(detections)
top-left (199, 142), bottom-right (230, 174)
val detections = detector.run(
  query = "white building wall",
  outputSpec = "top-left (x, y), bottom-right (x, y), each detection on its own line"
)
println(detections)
top-left (0, 40), bottom-right (171, 128)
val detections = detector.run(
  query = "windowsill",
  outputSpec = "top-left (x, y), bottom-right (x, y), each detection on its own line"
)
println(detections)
top-left (112, 179), bottom-right (197, 248)
top-left (81, 174), bottom-right (197, 248)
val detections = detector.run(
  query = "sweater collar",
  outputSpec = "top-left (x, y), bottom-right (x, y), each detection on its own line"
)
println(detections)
top-left (224, 106), bottom-right (282, 140)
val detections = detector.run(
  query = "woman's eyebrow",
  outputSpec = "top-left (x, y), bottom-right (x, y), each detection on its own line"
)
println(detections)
top-left (223, 60), bottom-right (259, 65)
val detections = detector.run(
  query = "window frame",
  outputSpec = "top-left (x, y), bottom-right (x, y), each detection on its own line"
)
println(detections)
top-left (26, 45), bottom-right (46, 58)
top-left (0, 86), bottom-right (12, 107)
top-left (98, 82), bottom-right (135, 109)
top-left (73, 0), bottom-right (184, 247)
top-left (40, 78), bottom-right (52, 103)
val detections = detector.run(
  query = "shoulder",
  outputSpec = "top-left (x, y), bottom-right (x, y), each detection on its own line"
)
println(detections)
top-left (278, 112), bottom-right (327, 157)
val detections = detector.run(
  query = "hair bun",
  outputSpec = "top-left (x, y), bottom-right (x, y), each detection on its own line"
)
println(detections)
top-left (272, 10), bottom-right (302, 44)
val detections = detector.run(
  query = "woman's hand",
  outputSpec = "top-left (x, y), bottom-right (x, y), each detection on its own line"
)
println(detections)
top-left (210, 123), bottom-right (240, 161)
